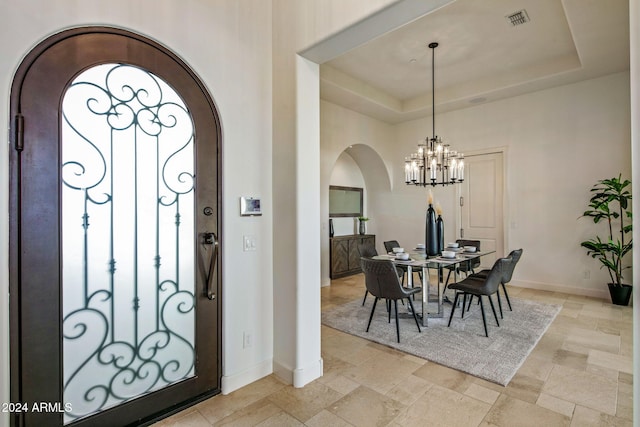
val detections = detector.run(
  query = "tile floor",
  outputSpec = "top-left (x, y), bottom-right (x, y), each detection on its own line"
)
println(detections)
top-left (154, 274), bottom-right (633, 426)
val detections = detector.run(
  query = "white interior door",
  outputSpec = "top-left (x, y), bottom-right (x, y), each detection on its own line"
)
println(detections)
top-left (457, 152), bottom-right (504, 269)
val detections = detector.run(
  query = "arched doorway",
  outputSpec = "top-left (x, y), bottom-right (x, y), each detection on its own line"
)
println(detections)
top-left (9, 27), bottom-right (222, 426)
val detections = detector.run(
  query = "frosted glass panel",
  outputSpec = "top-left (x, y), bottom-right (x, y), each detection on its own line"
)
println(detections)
top-left (61, 64), bottom-right (195, 423)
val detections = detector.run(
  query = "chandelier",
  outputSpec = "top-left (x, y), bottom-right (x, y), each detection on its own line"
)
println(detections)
top-left (405, 42), bottom-right (464, 187)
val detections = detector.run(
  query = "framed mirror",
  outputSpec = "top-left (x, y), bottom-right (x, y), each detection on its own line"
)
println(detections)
top-left (329, 185), bottom-right (363, 217)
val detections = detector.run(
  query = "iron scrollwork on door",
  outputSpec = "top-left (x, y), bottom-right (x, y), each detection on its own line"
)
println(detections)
top-left (61, 64), bottom-right (196, 422)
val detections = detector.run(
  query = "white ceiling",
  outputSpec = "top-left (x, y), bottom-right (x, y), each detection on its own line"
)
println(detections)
top-left (320, 0), bottom-right (630, 124)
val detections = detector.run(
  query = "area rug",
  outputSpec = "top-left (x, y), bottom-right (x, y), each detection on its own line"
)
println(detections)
top-left (321, 297), bottom-right (561, 386)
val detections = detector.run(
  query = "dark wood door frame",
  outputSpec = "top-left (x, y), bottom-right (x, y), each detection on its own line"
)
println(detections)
top-left (9, 27), bottom-right (223, 426)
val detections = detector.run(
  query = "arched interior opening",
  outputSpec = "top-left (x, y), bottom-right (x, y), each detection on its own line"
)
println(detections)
top-left (321, 143), bottom-right (391, 285)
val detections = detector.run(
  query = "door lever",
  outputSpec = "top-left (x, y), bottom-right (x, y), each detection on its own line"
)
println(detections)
top-left (203, 232), bottom-right (218, 300)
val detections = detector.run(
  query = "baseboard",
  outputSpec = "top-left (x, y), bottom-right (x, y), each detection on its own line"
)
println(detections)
top-left (272, 358), bottom-right (324, 388)
top-left (221, 358), bottom-right (272, 395)
top-left (272, 360), bottom-right (293, 385)
top-left (510, 279), bottom-right (609, 301)
top-left (293, 357), bottom-right (323, 388)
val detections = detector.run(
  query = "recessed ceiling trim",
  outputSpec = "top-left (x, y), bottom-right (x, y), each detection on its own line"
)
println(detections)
top-left (319, 0), bottom-right (629, 124)
top-left (298, 0), bottom-right (455, 64)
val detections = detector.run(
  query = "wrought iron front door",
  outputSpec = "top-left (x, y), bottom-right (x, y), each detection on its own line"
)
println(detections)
top-left (9, 28), bottom-right (222, 426)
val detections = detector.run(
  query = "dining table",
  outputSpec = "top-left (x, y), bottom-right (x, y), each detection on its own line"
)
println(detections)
top-left (374, 247), bottom-right (496, 327)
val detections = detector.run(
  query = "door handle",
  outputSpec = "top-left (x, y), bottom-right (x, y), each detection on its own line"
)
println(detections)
top-left (203, 232), bottom-right (218, 300)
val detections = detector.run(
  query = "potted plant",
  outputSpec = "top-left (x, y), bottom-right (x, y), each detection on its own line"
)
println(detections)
top-left (357, 216), bottom-right (369, 235)
top-left (580, 175), bottom-right (632, 305)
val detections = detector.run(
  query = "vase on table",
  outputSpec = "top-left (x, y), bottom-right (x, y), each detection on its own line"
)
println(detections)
top-left (425, 204), bottom-right (438, 256)
top-left (359, 220), bottom-right (366, 235)
top-left (436, 214), bottom-right (444, 254)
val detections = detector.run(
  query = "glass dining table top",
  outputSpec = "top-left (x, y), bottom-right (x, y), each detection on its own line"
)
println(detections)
top-left (372, 248), bottom-right (496, 324)
top-left (374, 248), bottom-right (493, 268)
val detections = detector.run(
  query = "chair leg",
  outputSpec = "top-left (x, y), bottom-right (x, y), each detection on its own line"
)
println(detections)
top-left (366, 297), bottom-right (378, 332)
top-left (362, 290), bottom-right (368, 306)
top-left (496, 289), bottom-right (503, 319)
top-left (479, 296), bottom-right (488, 337)
top-left (444, 269), bottom-right (452, 287)
top-left (394, 300), bottom-right (400, 343)
top-left (448, 292), bottom-right (460, 327)
top-left (407, 297), bottom-right (422, 332)
top-left (466, 295), bottom-right (474, 312)
top-left (461, 293), bottom-right (467, 319)
top-left (387, 299), bottom-right (392, 323)
top-left (488, 294), bottom-right (500, 327)
top-left (502, 283), bottom-right (512, 311)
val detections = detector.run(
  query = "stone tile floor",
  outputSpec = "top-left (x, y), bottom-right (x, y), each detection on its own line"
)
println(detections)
top-left (154, 274), bottom-right (633, 426)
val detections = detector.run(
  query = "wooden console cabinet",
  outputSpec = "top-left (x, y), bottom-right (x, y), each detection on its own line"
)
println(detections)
top-left (330, 234), bottom-right (375, 279)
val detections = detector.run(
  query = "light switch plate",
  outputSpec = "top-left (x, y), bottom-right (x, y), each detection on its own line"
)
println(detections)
top-left (243, 235), bottom-right (256, 251)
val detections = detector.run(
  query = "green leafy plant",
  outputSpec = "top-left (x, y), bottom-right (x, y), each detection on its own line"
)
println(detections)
top-left (580, 175), bottom-right (632, 287)
top-left (357, 217), bottom-right (369, 222)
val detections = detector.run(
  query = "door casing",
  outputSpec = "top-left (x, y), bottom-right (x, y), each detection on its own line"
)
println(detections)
top-left (456, 149), bottom-right (506, 268)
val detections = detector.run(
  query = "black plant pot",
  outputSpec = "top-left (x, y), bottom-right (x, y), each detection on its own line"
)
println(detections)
top-left (608, 283), bottom-right (632, 306)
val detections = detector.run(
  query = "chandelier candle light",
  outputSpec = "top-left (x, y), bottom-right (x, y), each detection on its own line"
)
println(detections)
top-left (405, 42), bottom-right (464, 187)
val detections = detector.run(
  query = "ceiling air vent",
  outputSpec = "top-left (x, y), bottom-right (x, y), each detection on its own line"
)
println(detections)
top-left (506, 9), bottom-right (530, 26)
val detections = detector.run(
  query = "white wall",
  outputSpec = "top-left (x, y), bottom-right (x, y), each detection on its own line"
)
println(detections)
top-left (629, 0), bottom-right (639, 420)
top-left (400, 72), bottom-right (631, 298)
top-left (271, 0), bottom-right (398, 384)
top-left (321, 71), bottom-right (631, 299)
top-left (320, 101), bottom-right (395, 285)
top-left (0, 0), bottom-right (274, 420)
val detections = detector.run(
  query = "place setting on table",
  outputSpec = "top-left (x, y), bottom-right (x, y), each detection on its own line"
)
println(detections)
top-left (436, 241), bottom-right (478, 260)
top-left (378, 244), bottom-right (479, 270)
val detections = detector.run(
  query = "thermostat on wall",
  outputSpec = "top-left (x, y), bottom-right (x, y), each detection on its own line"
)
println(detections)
top-left (240, 197), bottom-right (261, 216)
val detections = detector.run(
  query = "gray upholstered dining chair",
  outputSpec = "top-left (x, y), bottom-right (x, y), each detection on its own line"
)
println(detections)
top-left (447, 256), bottom-right (511, 337)
top-left (444, 239), bottom-right (481, 287)
top-left (359, 242), bottom-right (407, 307)
top-left (383, 239), bottom-right (424, 286)
top-left (383, 240), bottom-right (401, 253)
top-left (360, 257), bottom-right (422, 343)
top-left (468, 248), bottom-right (523, 314)
top-left (358, 242), bottom-right (378, 306)
top-left (358, 242), bottom-right (378, 258)
top-left (383, 240), bottom-right (407, 285)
